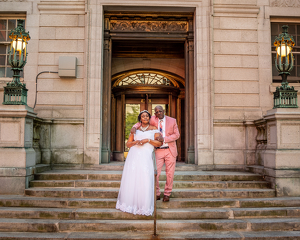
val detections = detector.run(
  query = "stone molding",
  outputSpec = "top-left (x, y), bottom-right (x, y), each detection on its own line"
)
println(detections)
top-left (264, 108), bottom-right (300, 120)
top-left (213, 4), bottom-right (260, 17)
top-left (0, 107), bottom-right (36, 119)
top-left (270, 0), bottom-right (300, 7)
top-left (51, 119), bottom-right (84, 125)
top-left (37, 1), bottom-right (85, 15)
top-left (213, 120), bottom-right (245, 127)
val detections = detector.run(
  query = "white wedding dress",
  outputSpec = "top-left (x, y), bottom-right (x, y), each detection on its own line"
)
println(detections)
top-left (116, 130), bottom-right (158, 216)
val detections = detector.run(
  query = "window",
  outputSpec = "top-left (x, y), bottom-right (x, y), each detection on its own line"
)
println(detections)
top-left (271, 22), bottom-right (300, 83)
top-left (0, 18), bottom-right (25, 78)
top-left (118, 73), bottom-right (172, 87)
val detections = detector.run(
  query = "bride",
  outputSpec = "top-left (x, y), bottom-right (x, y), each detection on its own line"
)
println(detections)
top-left (116, 110), bottom-right (162, 216)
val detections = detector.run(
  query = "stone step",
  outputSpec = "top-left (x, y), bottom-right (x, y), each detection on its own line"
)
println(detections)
top-left (2, 196), bottom-right (299, 209)
top-left (0, 218), bottom-right (300, 232)
top-left (0, 206), bottom-right (299, 220)
top-left (1, 231), bottom-right (300, 240)
top-left (29, 180), bottom-right (271, 189)
top-left (35, 164), bottom-right (51, 173)
top-left (24, 188), bottom-right (275, 199)
top-left (0, 207), bottom-right (228, 220)
top-left (34, 170), bottom-right (264, 182)
top-left (51, 162), bottom-right (200, 171)
top-left (246, 165), bottom-right (265, 175)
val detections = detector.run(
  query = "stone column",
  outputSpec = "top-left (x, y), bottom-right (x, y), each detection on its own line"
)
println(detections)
top-left (185, 23), bottom-right (195, 164)
top-left (184, 40), bottom-right (189, 163)
top-left (0, 105), bottom-right (36, 194)
top-left (101, 17), bottom-right (112, 163)
top-left (264, 108), bottom-right (300, 196)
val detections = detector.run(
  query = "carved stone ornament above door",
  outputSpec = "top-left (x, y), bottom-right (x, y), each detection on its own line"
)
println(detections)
top-left (110, 20), bottom-right (188, 32)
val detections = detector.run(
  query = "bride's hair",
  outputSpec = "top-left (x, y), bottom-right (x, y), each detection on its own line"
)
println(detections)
top-left (138, 110), bottom-right (151, 122)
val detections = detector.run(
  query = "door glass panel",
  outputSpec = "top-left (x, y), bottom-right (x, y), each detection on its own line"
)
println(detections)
top-left (124, 104), bottom-right (140, 158)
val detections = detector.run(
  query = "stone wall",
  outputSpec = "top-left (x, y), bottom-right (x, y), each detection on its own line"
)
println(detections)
top-left (210, 0), bottom-right (300, 169)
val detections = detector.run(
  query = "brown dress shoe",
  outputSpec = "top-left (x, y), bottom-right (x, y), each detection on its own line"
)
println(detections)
top-left (163, 195), bottom-right (170, 202)
top-left (156, 195), bottom-right (161, 200)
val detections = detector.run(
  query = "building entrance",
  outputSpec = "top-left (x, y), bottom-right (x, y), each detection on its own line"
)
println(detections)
top-left (100, 8), bottom-right (195, 164)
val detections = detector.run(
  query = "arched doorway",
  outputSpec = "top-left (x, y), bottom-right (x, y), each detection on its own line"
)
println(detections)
top-left (111, 70), bottom-right (185, 161)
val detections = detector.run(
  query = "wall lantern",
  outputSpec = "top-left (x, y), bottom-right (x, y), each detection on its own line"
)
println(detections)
top-left (273, 25), bottom-right (298, 108)
top-left (2, 19), bottom-right (30, 105)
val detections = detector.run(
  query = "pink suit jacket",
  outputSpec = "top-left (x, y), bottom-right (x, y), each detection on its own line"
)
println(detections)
top-left (134, 115), bottom-right (180, 158)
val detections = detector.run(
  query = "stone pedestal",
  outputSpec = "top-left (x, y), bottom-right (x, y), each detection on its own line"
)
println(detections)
top-left (0, 105), bottom-right (37, 194)
top-left (264, 108), bottom-right (300, 197)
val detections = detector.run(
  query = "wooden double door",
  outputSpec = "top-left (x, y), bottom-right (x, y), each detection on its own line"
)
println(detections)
top-left (111, 93), bottom-right (184, 162)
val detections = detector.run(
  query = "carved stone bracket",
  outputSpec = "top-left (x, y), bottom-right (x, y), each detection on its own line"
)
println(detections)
top-left (254, 119), bottom-right (267, 150)
top-left (110, 20), bottom-right (188, 32)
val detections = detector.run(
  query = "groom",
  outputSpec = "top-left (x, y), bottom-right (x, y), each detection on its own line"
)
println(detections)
top-left (132, 105), bottom-right (180, 202)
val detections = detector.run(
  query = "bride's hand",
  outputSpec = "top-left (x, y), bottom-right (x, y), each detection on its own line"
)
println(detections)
top-left (139, 139), bottom-right (150, 145)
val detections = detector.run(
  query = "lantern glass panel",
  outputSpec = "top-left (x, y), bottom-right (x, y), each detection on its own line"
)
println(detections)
top-left (277, 45), bottom-right (291, 56)
top-left (13, 38), bottom-right (26, 51)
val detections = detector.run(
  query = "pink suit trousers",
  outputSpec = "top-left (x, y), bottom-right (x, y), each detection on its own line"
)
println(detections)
top-left (155, 148), bottom-right (176, 197)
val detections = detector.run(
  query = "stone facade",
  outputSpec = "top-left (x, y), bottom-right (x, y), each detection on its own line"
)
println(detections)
top-left (0, 0), bottom-right (300, 194)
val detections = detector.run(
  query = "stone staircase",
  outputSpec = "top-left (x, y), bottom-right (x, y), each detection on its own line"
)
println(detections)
top-left (0, 163), bottom-right (300, 239)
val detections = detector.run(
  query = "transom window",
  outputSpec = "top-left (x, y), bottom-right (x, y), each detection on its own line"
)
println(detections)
top-left (117, 73), bottom-right (172, 87)
top-left (0, 17), bottom-right (25, 78)
top-left (271, 22), bottom-right (300, 83)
